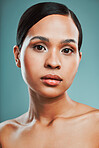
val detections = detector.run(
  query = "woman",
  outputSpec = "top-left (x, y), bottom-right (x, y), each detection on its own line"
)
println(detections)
top-left (0, 2), bottom-right (99, 148)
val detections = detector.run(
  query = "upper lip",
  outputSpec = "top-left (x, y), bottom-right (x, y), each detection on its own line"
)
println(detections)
top-left (41, 74), bottom-right (63, 81)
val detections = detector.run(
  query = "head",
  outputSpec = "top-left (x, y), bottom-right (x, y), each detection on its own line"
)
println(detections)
top-left (16, 2), bottom-right (82, 51)
top-left (13, 2), bottom-right (82, 98)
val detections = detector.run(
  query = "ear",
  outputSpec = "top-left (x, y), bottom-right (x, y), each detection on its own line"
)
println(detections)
top-left (79, 52), bottom-right (82, 63)
top-left (13, 45), bottom-right (21, 68)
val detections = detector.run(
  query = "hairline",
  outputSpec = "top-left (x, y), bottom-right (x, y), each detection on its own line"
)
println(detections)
top-left (20, 14), bottom-right (79, 50)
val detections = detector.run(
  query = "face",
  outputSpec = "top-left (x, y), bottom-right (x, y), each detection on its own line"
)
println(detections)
top-left (14, 15), bottom-right (82, 98)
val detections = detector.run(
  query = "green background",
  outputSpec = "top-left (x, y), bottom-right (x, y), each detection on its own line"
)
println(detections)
top-left (0, 0), bottom-right (99, 122)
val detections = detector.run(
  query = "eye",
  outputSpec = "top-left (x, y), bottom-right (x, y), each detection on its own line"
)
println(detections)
top-left (61, 48), bottom-right (74, 54)
top-left (33, 45), bottom-right (46, 52)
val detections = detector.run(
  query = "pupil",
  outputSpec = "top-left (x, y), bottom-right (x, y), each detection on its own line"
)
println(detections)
top-left (38, 45), bottom-right (42, 50)
top-left (64, 48), bottom-right (69, 53)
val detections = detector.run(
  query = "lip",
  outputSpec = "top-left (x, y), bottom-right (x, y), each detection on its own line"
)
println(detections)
top-left (40, 74), bottom-right (63, 86)
top-left (41, 74), bottom-right (63, 81)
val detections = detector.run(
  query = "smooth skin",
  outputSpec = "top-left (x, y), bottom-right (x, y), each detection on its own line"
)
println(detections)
top-left (0, 15), bottom-right (99, 148)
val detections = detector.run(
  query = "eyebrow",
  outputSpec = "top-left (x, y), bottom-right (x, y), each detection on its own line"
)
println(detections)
top-left (30, 36), bottom-right (49, 42)
top-left (61, 39), bottom-right (77, 44)
top-left (30, 36), bottom-right (77, 44)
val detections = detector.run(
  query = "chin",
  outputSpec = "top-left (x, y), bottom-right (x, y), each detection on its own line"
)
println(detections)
top-left (36, 87), bottom-right (66, 99)
top-left (28, 81), bottom-right (70, 99)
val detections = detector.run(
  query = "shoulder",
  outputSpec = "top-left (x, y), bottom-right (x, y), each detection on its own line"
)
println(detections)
top-left (0, 112), bottom-right (28, 138)
top-left (74, 102), bottom-right (99, 127)
top-left (0, 119), bottom-right (19, 130)
top-left (0, 119), bottom-right (19, 139)
top-left (0, 113), bottom-right (30, 147)
top-left (0, 120), bottom-right (17, 146)
top-left (0, 113), bottom-right (27, 146)
top-left (74, 103), bottom-right (99, 143)
top-left (88, 109), bottom-right (99, 144)
top-left (0, 113), bottom-right (27, 134)
top-left (76, 102), bottom-right (99, 118)
top-left (89, 109), bottom-right (99, 126)
top-left (76, 103), bottom-right (99, 134)
top-left (86, 109), bottom-right (99, 125)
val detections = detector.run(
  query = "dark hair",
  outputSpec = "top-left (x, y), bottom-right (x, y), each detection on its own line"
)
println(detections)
top-left (17, 2), bottom-right (82, 51)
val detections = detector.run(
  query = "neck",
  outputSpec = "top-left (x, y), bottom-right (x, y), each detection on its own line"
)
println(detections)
top-left (27, 88), bottom-right (76, 126)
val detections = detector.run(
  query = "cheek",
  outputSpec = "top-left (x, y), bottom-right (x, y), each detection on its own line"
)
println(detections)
top-left (62, 56), bottom-right (79, 88)
top-left (64, 56), bottom-right (79, 73)
top-left (68, 58), bottom-right (78, 74)
top-left (21, 50), bottom-right (43, 87)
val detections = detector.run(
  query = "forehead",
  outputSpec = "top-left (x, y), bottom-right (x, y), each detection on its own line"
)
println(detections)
top-left (27, 14), bottom-right (79, 43)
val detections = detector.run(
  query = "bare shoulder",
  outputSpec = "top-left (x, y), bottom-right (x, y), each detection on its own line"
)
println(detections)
top-left (76, 102), bottom-right (99, 129)
top-left (0, 113), bottom-right (27, 146)
top-left (89, 109), bottom-right (99, 126)
top-left (0, 113), bottom-right (27, 133)
top-left (76, 101), bottom-right (99, 115)
top-left (0, 120), bottom-right (17, 147)
top-left (86, 108), bottom-right (99, 143)
top-left (87, 108), bottom-right (99, 125)
top-left (0, 119), bottom-right (19, 139)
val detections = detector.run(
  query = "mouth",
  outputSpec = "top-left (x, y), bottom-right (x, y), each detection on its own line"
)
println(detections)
top-left (40, 74), bottom-right (63, 86)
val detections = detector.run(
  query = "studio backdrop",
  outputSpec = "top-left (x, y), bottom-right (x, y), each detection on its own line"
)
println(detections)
top-left (0, 0), bottom-right (99, 122)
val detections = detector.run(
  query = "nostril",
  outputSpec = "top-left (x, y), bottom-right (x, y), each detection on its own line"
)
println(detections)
top-left (47, 64), bottom-right (52, 68)
top-left (47, 64), bottom-right (60, 69)
top-left (56, 65), bottom-right (60, 69)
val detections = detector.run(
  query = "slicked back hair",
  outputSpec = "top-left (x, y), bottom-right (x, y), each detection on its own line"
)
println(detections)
top-left (17, 2), bottom-right (82, 51)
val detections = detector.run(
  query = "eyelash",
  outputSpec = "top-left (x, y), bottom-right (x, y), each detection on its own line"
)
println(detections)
top-left (61, 48), bottom-right (74, 54)
top-left (32, 44), bottom-right (74, 54)
top-left (33, 45), bottom-right (46, 52)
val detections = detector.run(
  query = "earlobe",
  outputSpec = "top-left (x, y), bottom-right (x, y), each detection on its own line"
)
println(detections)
top-left (13, 45), bottom-right (21, 68)
top-left (79, 52), bottom-right (82, 62)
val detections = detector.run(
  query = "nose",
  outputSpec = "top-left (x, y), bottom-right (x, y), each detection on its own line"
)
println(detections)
top-left (44, 51), bottom-right (61, 69)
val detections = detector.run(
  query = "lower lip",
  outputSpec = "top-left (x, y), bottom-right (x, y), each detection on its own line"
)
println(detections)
top-left (41, 79), bottom-right (61, 86)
